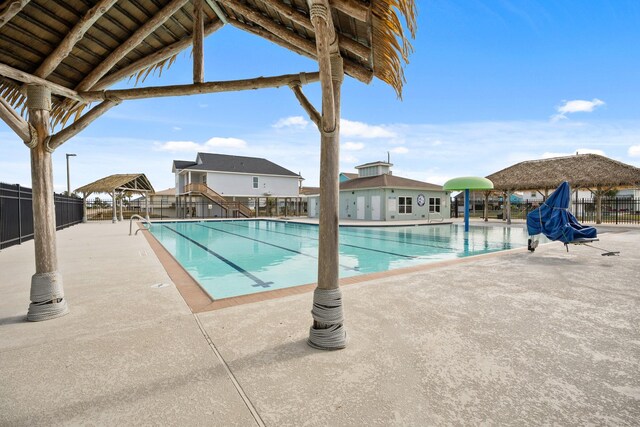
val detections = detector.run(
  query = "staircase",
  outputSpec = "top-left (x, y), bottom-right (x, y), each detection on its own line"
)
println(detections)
top-left (184, 183), bottom-right (253, 218)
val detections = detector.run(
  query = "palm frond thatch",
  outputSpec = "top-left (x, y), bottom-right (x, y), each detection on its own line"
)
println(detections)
top-left (75, 174), bottom-right (155, 195)
top-left (487, 154), bottom-right (640, 191)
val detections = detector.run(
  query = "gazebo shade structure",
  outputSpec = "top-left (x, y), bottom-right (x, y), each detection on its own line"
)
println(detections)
top-left (75, 173), bottom-right (155, 223)
top-left (0, 0), bottom-right (417, 346)
top-left (486, 154), bottom-right (640, 192)
top-left (486, 154), bottom-right (640, 225)
top-left (444, 177), bottom-right (494, 232)
top-left (75, 173), bottom-right (154, 195)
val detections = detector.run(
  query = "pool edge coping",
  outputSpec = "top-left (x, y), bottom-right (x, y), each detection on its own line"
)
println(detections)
top-left (140, 222), bottom-right (543, 313)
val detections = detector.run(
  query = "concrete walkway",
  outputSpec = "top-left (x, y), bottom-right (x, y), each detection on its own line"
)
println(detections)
top-left (1, 220), bottom-right (639, 425)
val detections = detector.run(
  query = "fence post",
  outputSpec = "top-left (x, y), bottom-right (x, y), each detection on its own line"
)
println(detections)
top-left (17, 184), bottom-right (23, 244)
top-left (615, 198), bottom-right (618, 224)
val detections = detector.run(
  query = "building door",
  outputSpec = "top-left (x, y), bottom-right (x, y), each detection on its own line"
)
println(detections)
top-left (371, 195), bottom-right (381, 220)
top-left (309, 199), bottom-right (317, 217)
top-left (357, 196), bottom-right (365, 220)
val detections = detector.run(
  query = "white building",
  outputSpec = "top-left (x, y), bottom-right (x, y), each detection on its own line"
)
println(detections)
top-left (308, 161), bottom-right (450, 222)
top-left (173, 152), bottom-right (304, 218)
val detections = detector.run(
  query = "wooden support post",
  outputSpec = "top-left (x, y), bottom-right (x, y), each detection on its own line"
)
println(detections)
top-left (0, 95), bottom-right (30, 141)
top-left (595, 187), bottom-right (603, 224)
top-left (111, 191), bottom-right (117, 223)
top-left (119, 192), bottom-right (124, 221)
top-left (0, 0), bottom-right (31, 29)
top-left (26, 85), bottom-right (69, 321)
top-left (506, 191), bottom-right (512, 225)
top-left (82, 194), bottom-right (88, 223)
top-left (307, 0), bottom-right (346, 350)
top-left (192, 0), bottom-right (204, 84)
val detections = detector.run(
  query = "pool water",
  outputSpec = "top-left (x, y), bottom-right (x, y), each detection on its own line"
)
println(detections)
top-left (149, 220), bottom-right (532, 299)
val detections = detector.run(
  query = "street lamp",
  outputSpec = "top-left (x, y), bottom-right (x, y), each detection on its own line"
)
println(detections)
top-left (66, 153), bottom-right (76, 196)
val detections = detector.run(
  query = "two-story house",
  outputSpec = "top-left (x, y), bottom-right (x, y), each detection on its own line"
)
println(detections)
top-left (173, 152), bottom-right (303, 218)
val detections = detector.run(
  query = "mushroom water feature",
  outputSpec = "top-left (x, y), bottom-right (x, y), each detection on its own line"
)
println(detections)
top-left (443, 177), bottom-right (494, 232)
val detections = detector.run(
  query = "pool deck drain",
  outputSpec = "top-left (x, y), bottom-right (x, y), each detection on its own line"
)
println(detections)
top-left (1, 219), bottom-right (639, 425)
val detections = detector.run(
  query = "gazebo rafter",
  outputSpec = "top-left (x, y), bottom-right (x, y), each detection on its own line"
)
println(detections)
top-left (0, 0), bottom-right (417, 340)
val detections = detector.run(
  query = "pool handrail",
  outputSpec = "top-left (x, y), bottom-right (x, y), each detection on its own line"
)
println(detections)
top-left (130, 214), bottom-right (151, 236)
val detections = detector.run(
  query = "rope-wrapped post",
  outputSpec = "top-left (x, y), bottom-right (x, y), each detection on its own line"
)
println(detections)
top-left (308, 288), bottom-right (347, 350)
top-left (26, 85), bottom-right (69, 321)
top-left (307, 0), bottom-right (346, 350)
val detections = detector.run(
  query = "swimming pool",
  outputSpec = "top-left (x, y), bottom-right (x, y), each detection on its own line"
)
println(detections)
top-left (149, 220), bottom-right (531, 299)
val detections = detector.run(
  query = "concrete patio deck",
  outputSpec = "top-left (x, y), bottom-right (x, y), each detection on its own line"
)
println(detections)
top-left (1, 219), bottom-right (639, 426)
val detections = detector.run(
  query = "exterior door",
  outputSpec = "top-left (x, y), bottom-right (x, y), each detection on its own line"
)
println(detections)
top-left (371, 195), bottom-right (381, 220)
top-left (357, 196), bottom-right (365, 220)
top-left (309, 199), bottom-right (316, 217)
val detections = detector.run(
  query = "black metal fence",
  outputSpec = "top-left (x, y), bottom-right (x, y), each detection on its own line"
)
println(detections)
top-left (451, 197), bottom-right (640, 225)
top-left (84, 197), bottom-right (308, 221)
top-left (0, 183), bottom-right (83, 249)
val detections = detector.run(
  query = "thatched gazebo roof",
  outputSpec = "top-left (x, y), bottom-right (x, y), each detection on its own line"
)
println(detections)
top-left (487, 154), bottom-right (640, 192)
top-left (1, 0), bottom-right (416, 128)
top-left (75, 173), bottom-right (154, 195)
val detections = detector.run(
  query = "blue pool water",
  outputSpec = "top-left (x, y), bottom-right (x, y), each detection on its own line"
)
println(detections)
top-left (149, 220), bottom-right (532, 299)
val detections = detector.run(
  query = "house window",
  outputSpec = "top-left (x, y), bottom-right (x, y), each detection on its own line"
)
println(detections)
top-left (530, 191), bottom-right (536, 198)
top-left (429, 197), bottom-right (441, 213)
top-left (399, 196), bottom-right (412, 214)
top-left (253, 176), bottom-right (259, 189)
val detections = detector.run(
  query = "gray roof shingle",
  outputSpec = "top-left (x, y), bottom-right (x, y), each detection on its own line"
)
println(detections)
top-left (173, 153), bottom-right (299, 177)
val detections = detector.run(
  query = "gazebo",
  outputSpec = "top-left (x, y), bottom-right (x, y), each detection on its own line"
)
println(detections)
top-left (75, 174), bottom-right (155, 223)
top-left (486, 154), bottom-right (640, 224)
top-left (0, 0), bottom-right (416, 348)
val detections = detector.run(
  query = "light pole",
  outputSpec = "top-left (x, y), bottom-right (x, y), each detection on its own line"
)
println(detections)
top-left (66, 153), bottom-right (76, 196)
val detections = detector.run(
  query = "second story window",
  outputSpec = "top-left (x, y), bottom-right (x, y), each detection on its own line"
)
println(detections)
top-left (253, 176), bottom-right (259, 189)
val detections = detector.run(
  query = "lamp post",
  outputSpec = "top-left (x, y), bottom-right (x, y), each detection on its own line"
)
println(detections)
top-left (66, 153), bottom-right (76, 196)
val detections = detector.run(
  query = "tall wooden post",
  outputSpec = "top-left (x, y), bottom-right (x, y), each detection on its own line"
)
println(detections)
top-left (118, 192), bottom-right (123, 221)
top-left (111, 190), bottom-right (117, 223)
top-left (506, 191), bottom-right (512, 225)
top-left (82, 194), bottom-right (88, 222)
top-left (26, 85), bottom-right (69, 321)
top-left (595, 187), bottom-right (603, 224)
top-left (307, 0), bottom-right (346, 350)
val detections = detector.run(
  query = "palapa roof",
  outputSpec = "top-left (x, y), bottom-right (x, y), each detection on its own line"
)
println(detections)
top-left (0, 0), bottom-right (416, 128)
top-left (174, 152), bottom-right (299, 176)
top-left (340, 174), bottom-right (442, 191)
top-left (75, 173), bottom-right (154, 195)
top-left (487, 154), bottom-right (640, 191)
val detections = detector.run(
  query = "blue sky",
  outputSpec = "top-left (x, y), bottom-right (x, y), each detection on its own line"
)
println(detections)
top-left (1, 0), bottom-right (639, 192)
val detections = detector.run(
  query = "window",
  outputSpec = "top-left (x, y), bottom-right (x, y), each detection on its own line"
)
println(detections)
top-left (399, 196), bottom-right (412, 214)
top-left (253, 176), bottom-right (259, 189)
top-left (429, 197), bottom-right (441, 213)
top-left (531, 191), bottom-right (536, 198)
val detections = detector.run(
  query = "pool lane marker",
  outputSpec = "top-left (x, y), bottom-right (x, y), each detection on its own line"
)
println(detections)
top-left (217, 221), bottom-right (417, 259)
top-left (197, 224), bottom-right (359, 271)
top-left (162, 225), bottom-right (274, 288)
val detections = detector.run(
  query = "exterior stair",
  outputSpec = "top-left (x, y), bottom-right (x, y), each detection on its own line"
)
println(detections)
top-left (184, 183), bottom-right (253, 218)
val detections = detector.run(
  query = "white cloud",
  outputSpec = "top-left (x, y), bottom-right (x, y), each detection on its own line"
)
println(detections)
top-left (342, 142), bottom-right (365, 151)
top-left (628, 145), bottom-right (640, 157)
top-left (341, 154), bottom-right (359, 164)
top-left (155, 137), bottom-right (247, 152)
top-left (341, 119), bottom-right (396, 138)
top-left (172, 126), bottom-right (182, 131)
top-left (390, 146), bottom-right (409, 154)
top-left (272, 116), bottom-right (309, 129)
top-left (204, 137), bottom-right (247, 149)
top-left (156, 140), bottom-right (201, 152)
top-left (552, 98), bottom-right (605, 121)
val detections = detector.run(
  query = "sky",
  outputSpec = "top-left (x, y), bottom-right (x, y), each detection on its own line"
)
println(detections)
top-left (1, 0), bottom-right (639, 193)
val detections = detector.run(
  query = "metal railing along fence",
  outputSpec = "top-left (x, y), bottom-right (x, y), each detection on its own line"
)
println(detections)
top-left (84, 197), bottom-right (308, 221)
top-left (451, 197), bottom-right (640, 225)
top-left (0, 183), bottom-right (83, 249)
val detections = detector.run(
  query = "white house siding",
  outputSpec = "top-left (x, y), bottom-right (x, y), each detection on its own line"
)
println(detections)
top-left (205, 171), bottom-right (298, 197)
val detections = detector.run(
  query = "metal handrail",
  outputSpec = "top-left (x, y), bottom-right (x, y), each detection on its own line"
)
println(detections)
top-left (130, 214), bottom-right (151, 235)
top-left (428, 211), bottom-right (444, 223)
